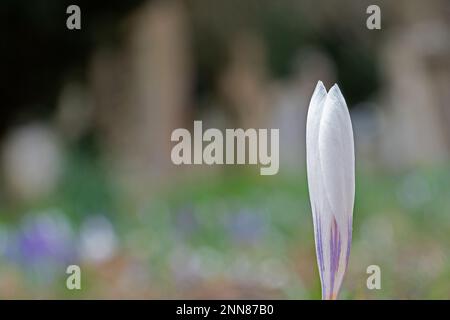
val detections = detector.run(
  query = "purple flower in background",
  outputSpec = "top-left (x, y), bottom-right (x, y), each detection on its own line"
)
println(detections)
top-left (225, 208), bottom-right (267, 245)
top-left (173, 204), bottom-right (199, 238)
top-left (306, 81), bottom-right (355, 300)
top-left (6, 210), bottom-right (77, 282)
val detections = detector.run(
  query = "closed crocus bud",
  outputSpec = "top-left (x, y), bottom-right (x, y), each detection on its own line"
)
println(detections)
top-left (306, 81), bottom-right (355, 300)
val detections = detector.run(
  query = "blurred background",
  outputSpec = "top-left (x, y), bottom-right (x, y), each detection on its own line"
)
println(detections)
top-left (0, 0), bottom-right (450, 299)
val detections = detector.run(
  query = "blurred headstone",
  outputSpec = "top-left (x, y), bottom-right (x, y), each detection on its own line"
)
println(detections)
top-left (379, 20), bottom-right (450, 169)
top-left (55, 82), bottom-right (93, 142)
top-left (90, 1), bottom-right (192, 199)
top-left (270, 49), bottom-right (336, 171)
top-left (219, 33), bottom-right (270, 129)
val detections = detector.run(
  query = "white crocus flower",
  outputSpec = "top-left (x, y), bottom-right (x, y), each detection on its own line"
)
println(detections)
top-left (306, 81), bottom-right (355, 300)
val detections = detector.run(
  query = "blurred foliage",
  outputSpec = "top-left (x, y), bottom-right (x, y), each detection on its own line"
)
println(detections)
top-left (0, 0), bottom-right (145, 134)
top-left (1, 0), bottom-right (381, 134)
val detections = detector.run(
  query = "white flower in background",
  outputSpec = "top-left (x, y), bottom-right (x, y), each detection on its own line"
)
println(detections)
top-left (306, 81), bottom-right (355, 300)
top-left (79, 215), bottom-right (118, 264)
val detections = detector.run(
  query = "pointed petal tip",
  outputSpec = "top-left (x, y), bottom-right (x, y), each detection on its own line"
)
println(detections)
top-left (315, 80), bottom-right (326, 92)
top-left (329, 83), bottom-right (341, 94)
top-left (326, 83), bottom-right (349, 110)
top-left (308, 80), bottom-right (328, 114)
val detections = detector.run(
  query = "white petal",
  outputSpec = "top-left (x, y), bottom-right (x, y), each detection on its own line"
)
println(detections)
top-left (306, 81), bottom-right (327, 211)
top-left (317, 84), bottom-right (355, 298)
top-left (306, 82), bottom-right (355, 299)
top-left (306, 81), bottom-right (331, 295)
top-left (319, 84), bottom-right (355, 226)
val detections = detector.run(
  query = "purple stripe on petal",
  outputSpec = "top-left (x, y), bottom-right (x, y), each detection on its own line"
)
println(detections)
top-left (329, 217), bottom-right (341, 299)
top-left (312, 203), bottom-right (327, 298)
top-left (329, 219), bottom-right (335, 298)
top-left (316, 212), bottom-right (325, 273)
